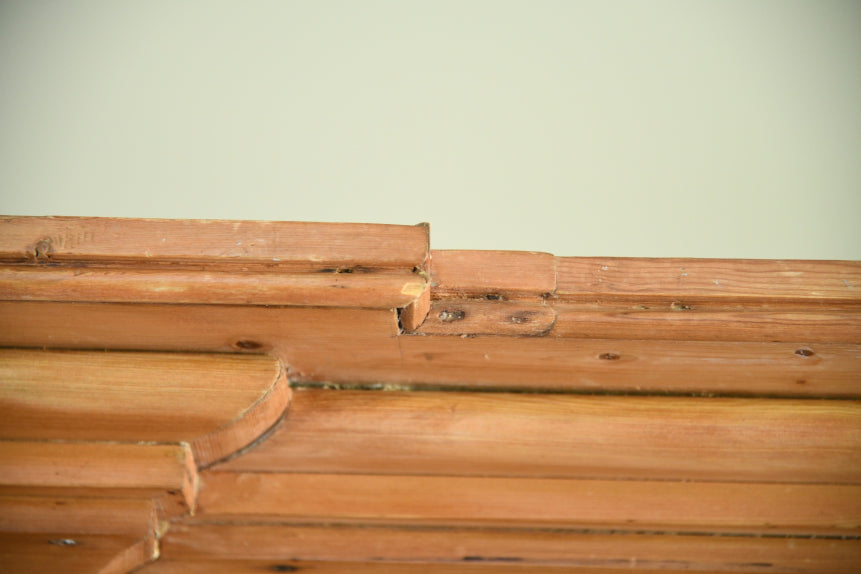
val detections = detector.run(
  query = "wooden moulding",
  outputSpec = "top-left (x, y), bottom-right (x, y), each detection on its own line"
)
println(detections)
top-left (0, 217), bottom-right (428, 270)
top-left (0, 349), bottom-right (291, 467)
top-left (0, 497), bottom-right (161, 574)
top-left (218, 389), bottom-right (861, 483)
top-left (0, 496), bottom-right (158, 537)
top-left (555, 256), bottom-right (861, 305)
top-left (1, 301), bottom-right (859, 396)
top-left (416, 299), bottom-right (555, 336)
top-left (551, 303), bottom-right (861, 343)
top-left (197, 472), bottom-right (861, 535)
top-left (0, 442), bottom-right (197, 518)
top-left (155, 522), bottom-right (861, 573)
top-left (0, 266), bottom-right (427, 308)
top-left (429, 250), bottom-right (556, 300)
top-left (0, 532), bottom-right (159, 574)
top-left (0, 216), bottom-right (431, 311)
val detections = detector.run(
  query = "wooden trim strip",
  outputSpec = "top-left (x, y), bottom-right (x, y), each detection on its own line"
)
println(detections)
top-left (0, 532), bottom-right (159, 574)
top-left (555, 257), bottom-right (861, 305)
top-left (197, 472), bottom-right (861, 535)
top-left (0, 349), bottom-right (290, 467)
top-left (551, 303), bottom-right (861, 343)
top-left (430, 250), bottom-right (555, 300)
top-left (139, 559), bottom-right (768, 574)
top-left (158, 522), bottom-right (861, 573)
top-left (2, 302), bottom-right (857, 396)
top-left (0, 216), bottom-right (429, 270)
top-left (416, 300), bottom-right (555, 336)
top-left (0, 496), bottom-right (157, 537)
top-left (0, 266), bottom-right (427, 308)
top-left (349, 337), bottom-right (861, 397)
top-left (217, 389), bottom-right (861, 484)
top-left (0, 442), bottom-right (197, 518)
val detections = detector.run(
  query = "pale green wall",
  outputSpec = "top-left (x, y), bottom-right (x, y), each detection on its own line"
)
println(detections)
top-left (1, 1), bottom-right (859, 259)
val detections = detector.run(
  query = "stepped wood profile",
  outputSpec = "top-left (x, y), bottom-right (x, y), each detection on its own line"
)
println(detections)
top-left (1, 215), bottom-right (859, 573)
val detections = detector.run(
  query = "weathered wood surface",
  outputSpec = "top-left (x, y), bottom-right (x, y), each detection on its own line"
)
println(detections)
top-left (2, 217), bottom-right (860, 573)
top-left (3, 302), bottom-right (859, 396)
top-left (416, 300), bottom-right (555, 336)
top-left (0, 216), bottom-right (429, 270)
top-left (0, 349), bottom-right (289, 466)
top-left (0, 496), bottom-right (157, 536)
top-left (555, 257), bottom-right (861, 305)
top-left (0, 441), bottom-right (197, 518)
top-left (155, 522), bottom-right (861, 573)
top-left (197, 472), bottom-right (861, 534)
top-left (430, 250), bottom-right (555, 299)
top-left (0, 266), bottom-right (427, 308)
top-left (551, 303), bottom-right (861, 342)
top-left (0, 532), bottom-right (158, 574)
top-left (219, 389), bottom-right (861, 483)
top-left (141, 557), bottom-right (861, 574)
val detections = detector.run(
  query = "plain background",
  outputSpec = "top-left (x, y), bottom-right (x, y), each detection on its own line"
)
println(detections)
top-left (1, 0), bottom-right (859, 259)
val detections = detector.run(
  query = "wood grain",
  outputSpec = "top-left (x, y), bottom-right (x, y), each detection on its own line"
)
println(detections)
top-left (0, 532), bottom-right (158, 574)
top-left (0, 441), bottom-right (196, 518)
top-left (218, 389), bottom-right (861, 483)
top-left (139, 556), bottom-right (861, 574)
top-left (306, 336), bottom-right (861, 397)
top-left (141, 559), bottom-right (774, 574)
top-left (0, 349), bottom-right (290, 466)
top-left (552, 303), bottom-right (861, 343)
top-left (0, 496), bottom-right (156, 536)
top-left (0, 216), bottom-right (429, 270)
top-left (0, 266), bottom-right (427, 308)
top-left (3, 301), bottom-right (859, 396)
top-left (430, 250), bottom-right (555, 299)
top-left (158, 522), bottom-right (861, 573)
top-left (416, 300), bottom-right (555, 336)
top-left (555, 257), bottom-right (861, 305)
top-left (197, 472), bottom-right (861, 534)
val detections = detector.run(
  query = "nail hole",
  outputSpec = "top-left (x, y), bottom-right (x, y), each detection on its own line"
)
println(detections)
top-left (795, 348), bottom-right (814, 357)
top-left (599, 353), bottom-right (620, 361)
top-left (34, 239), bottom-right (52, 260)
top-left (438, 309), bottom-right (465, 322)
top-left (235, 340), bottom-right (263, 350)
top-left (484, 294), bottom-right (502, 301)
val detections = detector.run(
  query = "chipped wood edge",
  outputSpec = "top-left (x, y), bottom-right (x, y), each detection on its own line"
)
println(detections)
top-left (191, 365), bottom-right (292, 468)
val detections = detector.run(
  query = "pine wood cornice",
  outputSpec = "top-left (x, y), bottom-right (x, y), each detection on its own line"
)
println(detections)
top-left (1, 216), bottom-right (859, 573)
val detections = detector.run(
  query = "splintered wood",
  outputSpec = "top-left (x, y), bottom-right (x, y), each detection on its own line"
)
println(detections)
top-left (1, 217), bottom-right (859, 573)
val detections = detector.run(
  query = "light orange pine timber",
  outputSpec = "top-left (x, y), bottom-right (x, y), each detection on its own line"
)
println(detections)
top-left (0, 349), bottom-right (290, 467)
top-left (0, 532), bottom-right (158, 574)
top-left (3, 301), bottom-right (858, 396)
top-left (0, 216), bottom-right (429, 270)
top-left (0, 496), bottom-right (156, 536)
top-left (555, 257), bottom-right (861, 305)
top-left (0, 441), bottom-right (196, 518)
top-left (197, 472), bottom-right (861, 534)
top-left (552, 303), bottom-right (861, 343)
top-left (0, 266), bottom-right (427, 308)
top-left (158, 522), bottom-right (861, 573)
top-left (399, 283), bottom-right (431, 330)
top-left (430, 250), bottom-right (555, 299)
top-left (137, 558), bottom-right (861, 574)
top-left (300, 335), bottom-right (861, 397)
top-left (416, 300), bottom-right (555, 336)
top-left (218, 389), bottom-right (861, 483)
